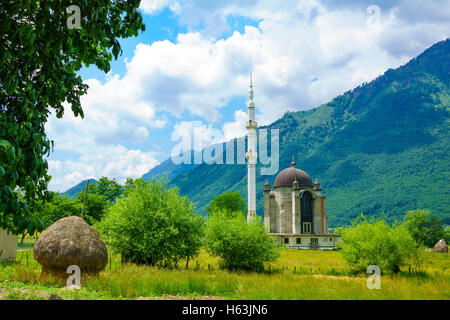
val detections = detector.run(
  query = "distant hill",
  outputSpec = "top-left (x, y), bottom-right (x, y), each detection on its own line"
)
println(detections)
top-left (146, 39), bottom-right (449, 227)
top-left (142, 150), bottom-right (202, 181)
top-left (62, 179), bottom-right (98, 199)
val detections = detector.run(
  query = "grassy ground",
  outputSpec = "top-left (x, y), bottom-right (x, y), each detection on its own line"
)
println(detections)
top-left (0, 247), bottom-right (449, 300)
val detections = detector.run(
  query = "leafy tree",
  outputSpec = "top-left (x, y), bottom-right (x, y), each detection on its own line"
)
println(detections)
top-left (75, 191), bottom-right (108, 225)
top-left (97, 179), bottom-right (204, 266)
top-left (403, 210), bottom-right (446, 247)
top-left (444, 225), bottom-right (450, 243)
top-left (88, 177), bottom-right (123, 203)
top-left (37, 192), bottom-right (79, 228)
top-left (339, 215), bottom-right (419, 273)
top-left (16, 190), bottom-right (45, 244)
top-left (206, 191), bottom-right (247, 216)
top-left (0, 0), bottom-right (145, 234)
top-left (204, 210), bottom-right (279, 272)
top-left (37, 191), bottom-right (106, 230)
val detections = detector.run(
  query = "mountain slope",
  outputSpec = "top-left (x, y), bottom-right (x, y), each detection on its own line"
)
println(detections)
top-left (142, 150), bottom-right (202, 181)
top-left (62, 179), bottom-right (98, 199)
top-left (155, 39), bottom-right (449, 226)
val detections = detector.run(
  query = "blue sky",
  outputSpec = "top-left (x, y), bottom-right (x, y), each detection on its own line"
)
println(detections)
top-left (45, 0), bottom-right (450, 192)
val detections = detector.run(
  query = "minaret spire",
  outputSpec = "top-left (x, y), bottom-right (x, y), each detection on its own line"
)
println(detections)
top-left (246, 71), bottom-right (258, 222)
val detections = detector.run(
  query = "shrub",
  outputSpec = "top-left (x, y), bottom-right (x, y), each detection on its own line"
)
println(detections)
top-left (205, 191), bottom-right (247, 216)
top-left (96, 178), bottom-right (204, 266)
top-left (402, 210), bottom-right (446, 247)
top-left (204, 210), bottom-right (279, 271)
top-left (339, 215), bottom-right (418, 273)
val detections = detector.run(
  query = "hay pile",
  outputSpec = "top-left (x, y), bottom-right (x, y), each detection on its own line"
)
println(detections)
top-left (34, 216), bottom-right (108, 276)
top-left (433, 239), bottom-right (448, 253)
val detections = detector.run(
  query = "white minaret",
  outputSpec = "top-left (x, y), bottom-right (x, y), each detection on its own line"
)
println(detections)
top-left (246, 72), bottom-right (257, 222)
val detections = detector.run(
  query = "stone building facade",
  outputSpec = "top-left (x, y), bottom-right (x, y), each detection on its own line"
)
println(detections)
top-left (264, 159), bottom-right (340, 250)
top-left (0, 228), bottom-right (17, 261)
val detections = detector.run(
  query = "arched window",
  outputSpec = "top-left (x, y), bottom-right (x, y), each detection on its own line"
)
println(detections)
top-left (301, 191), bottom-right (313, 234)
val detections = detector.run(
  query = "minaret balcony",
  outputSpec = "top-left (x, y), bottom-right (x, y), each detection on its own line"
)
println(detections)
top-left (246, 151), bottom-right (258, 161)
top-left (246, 120), bottom-right (258, 129)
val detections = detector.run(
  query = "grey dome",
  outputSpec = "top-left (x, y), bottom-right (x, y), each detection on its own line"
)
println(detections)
top-left (273, 164), bottom-right (313, 189)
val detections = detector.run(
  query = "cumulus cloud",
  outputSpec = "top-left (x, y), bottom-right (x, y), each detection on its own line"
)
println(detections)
top-left (47, 0), bottom-right (449, 191)
top-left (45, 73), bottom-right (165, 191)
top-left (132, 0), bottom-right (449, 126)
top-left (223, 110), bottom-right (248, 142)
top-left (47, 145), bottom-right (159, 192)
top-left (140, 0), bottom-right (181, 15)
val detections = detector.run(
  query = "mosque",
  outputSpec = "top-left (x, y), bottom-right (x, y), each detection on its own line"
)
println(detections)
top-left (245, 75), bottom-right (340, 250)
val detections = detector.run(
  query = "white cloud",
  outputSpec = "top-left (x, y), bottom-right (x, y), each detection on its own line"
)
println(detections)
top-left (140, 0), bottom-right (181, 15)
top-left (128, 0), bottom-right (449, 127)
top-left (45, 72), bottom-right (165, 192)
top-left (47, 0), bottom-right (449, 190)
top-left (223, 110), bottom-right (248, 142)
top-left (48, 145), bottom-right (159, 192)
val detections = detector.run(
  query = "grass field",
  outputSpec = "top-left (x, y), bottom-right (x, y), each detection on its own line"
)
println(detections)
top-left (0, 247), bottom-right (449, 300)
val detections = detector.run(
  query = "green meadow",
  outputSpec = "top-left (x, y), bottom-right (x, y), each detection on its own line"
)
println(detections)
top-left (1, 247), bottom-right (448, 300)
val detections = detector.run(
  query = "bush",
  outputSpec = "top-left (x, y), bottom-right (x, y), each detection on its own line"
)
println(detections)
top-left (205, 191), bottom-right (247, 216)
top-left (444, 225), bottom-right (450, 244)
top-left (402, 210), bottom-right (446, 247)
top-left (339, 215), bottom-right (418, 273)
top-left (204, 210), bottom-right (279, 271)
top-left (96, 178), bottom-right (204, 266)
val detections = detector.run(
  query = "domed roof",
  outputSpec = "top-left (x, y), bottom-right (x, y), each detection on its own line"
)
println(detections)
top-left (273, 160), bottom-right (313, 189)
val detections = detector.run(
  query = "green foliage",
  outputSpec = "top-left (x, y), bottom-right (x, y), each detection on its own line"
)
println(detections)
top-left (444, 225), bottom-right (450, 243)
top-left (158, 40), bottom-right (450, 226)
top-left (403, 209), bottom-right (447, 247)
top-left (37, 193), bottom-right (79, 228)
top-left (88, 177), bottom-right (123, 203)
top-left (35, 191), bottom-right (108, 229)
top-left (2, 247), bottom-right (449, 300)
top-left (97, 179), bottom-right (204, 266)
top-left (206, 191), bottom-right (247, 216)
top-left (0, 0), bottom-right (145, 234)
top-left (204, 210), bottom-right (280, 271)
top-left (339, 215), bottom-right (419, 273)
top-left (62, 179), bottom-right (98, 199)
top-left (75, 192), bottom-right (108, 225)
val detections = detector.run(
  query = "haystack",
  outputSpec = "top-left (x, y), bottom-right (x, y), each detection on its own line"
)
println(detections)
top-left (433, 239), bottom-right (448, 253)
top-left (34, 216), bottom-right (107, 276)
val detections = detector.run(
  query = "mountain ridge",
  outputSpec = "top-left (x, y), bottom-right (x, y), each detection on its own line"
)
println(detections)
top-left (152, 39), bottom-right (450, 226)
top-left (64, 39), bottom-right (450, 226)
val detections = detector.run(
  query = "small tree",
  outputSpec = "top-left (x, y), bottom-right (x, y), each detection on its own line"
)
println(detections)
top-left (88, 177), bottom-right (124, 203)
top-left (403, 210), bottom-right (446, 247)
top-left (206, 191), bottom-right (247, 216)
top-left (35, 192), bottom-right (107, 228)
top-left (0, 0), bottom-right (145, 235)
top-left (204, 210), bottom-right (279, 271)
top-left (38, 192), bottom-right (79, 228)
top-left (97, 178), bottom-right (204, 266)
top-left (339, 215), bottom-right (418, 273)
top-left (74, 191), bottom-right (108, 225)
top-left (444, 225), bottom-right (450, 243)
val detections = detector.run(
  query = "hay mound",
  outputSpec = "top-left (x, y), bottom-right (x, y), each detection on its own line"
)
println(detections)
top-left (34, 216), bottom-right (107, 275)
top-left (433, 239), bottom-right (448, 253)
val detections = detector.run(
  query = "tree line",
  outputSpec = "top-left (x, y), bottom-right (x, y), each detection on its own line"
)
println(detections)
top-left (20, 176), bottom-right (450, 273)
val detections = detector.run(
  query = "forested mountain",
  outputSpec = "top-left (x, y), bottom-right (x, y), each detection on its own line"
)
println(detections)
top-left (142, 150), bottom-right (201, 181)
top-left (143, 39), bottom-right (449, 227)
